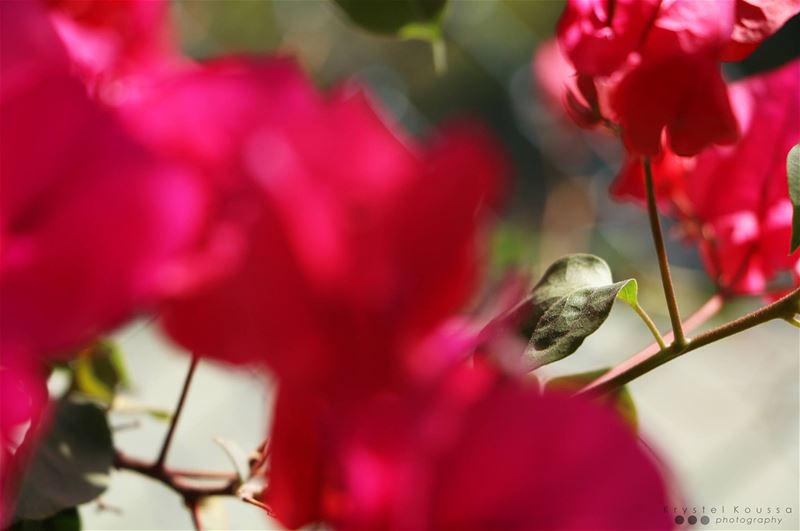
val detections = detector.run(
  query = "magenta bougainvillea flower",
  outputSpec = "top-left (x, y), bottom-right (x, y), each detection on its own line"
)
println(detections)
top-left (557, 0), bottom-right (794, 156)
top-left (556, 0), bottom-right (739, 156)
top-left (532, 39), bottom-right (601, 127)
top-left (264, 322), bottom-right (483, 527)
top-left (274, 360), bottom-right (673, 531)
top-left (722, 0), bottom-right (800, 60)
top-left (0, 0), bottom-right (204, 363)
top-left (557, 0), bottom-right (661, 77)
top-left (121, 58), bottom-right (506, 400)
top-left (44, 0), bottom-right (180, 99)
top-left (612, 60), bottom-right (800, 295)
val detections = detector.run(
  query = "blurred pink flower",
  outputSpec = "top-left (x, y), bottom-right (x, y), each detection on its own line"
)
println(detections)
top-left (0, 0), bottom-right (205, 361)
top-left (121, 58), bottom-right (506, 398)
top-left (557, 0), bottom-right (661, 77)
top-left (265, 321), bottom-right (484, 527)
top-left (532, 38), bottom-right (605, 128)
top-left (45, 0), bottom-right (182, 101)
top-left (321, 362), bottom-right (672, 531)
top-left (612, 60), bottom-right (800, 295)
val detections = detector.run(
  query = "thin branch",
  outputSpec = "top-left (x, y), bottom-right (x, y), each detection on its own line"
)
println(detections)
top-left (155, 355), bottom-right (199, 470)
top-left (171, 468), bottom-right (241, 480)
top-left (686, 288), bottom-right (799, 351)
top-left (579, 288), bottom-right (800, 396)
top-left (241, 495), bottom-right (274, 516)
top-left (643, 157), bottom-right (686, 347)
top-left (189, 501), bottom-right (204, 531)
top-left (114, 451), bottom-right (239, 501)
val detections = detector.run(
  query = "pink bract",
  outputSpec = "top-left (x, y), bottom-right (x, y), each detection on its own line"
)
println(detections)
top-left (323, 363), bottom-right (672, 531)
top-left (1, 0), bottom-right (204, 363)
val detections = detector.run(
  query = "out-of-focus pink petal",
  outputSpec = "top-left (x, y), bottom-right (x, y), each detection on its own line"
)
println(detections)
top-left (45, 0), bottom-right (182, 100)
top-left (124, 59), bottom-right (506, 398)
top-left (325, 364), bottom-right (672, 530)
top-left (0, 2), bottom-right (205, 360)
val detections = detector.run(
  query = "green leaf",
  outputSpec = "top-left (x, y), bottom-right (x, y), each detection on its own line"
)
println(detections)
top-left (14, 400), bottom-right (113, 520)
top-left (529, 254), bottom-right (616, 324)
top-left (11, 508), bottom-right (81, 531)
top-left (787, 143), bottom-right (800, 253)
top-left (616, 278), bottom-right (639, 306)
top-left (525, 254), bottom-right (633, 369)
top-left (545, 369), bottom-right (638, 432)
top-left (72, 340), bottom-right (130, 404)
top-left (331, 0), bottom-right (447, 39)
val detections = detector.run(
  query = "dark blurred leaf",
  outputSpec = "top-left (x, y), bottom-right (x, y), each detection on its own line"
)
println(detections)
top-left (14, 400), bottom-right (113, 520)
top-left (331, 0), bottom-right (447, 40)
top-left (72, 340), bottom-right (130, 404)
top-left (525, 254), bottom-right (634, 368)
top-left (787, 143), bottom-right (800, 253)
top-left (545, 369), bottom-right (638, 431)
top-left (11, 508), bottom-right (81, 531)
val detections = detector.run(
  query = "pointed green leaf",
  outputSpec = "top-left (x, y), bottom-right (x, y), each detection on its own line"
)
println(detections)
top-left (545, 369), bottom-right (638, 432)
top-left (527, 280), bottom-right (632, 368)
top-left (331, 0), bottom-right (447, 39)
top-left (787, 143), bottom-right (800, 253)
top-left (616, 278), bottom-right (639, 306)
top-left (524, 254), bottom-right (634, 369)
top-left (14, 400), bottom-right (113, 520)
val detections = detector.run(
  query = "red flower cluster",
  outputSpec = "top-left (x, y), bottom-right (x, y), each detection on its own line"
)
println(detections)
top-left (556, 0), bottom-right (799, 156)
top-left (1, 0), bottom-right (673, 528)
top-left (539, 0), bottom-right (800, 297)
top-left (612, 61), bottom-right (800, 295)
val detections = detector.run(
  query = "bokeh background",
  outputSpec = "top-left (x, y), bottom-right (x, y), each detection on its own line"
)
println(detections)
top-left (79, 1), bottom-right (799, 529)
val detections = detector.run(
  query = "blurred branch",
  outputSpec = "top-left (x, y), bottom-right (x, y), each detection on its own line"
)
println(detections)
top-left (190, 500), bottom-right (205, 531)
top-left (113, 356), bottom-right (273, 529)
top-left (113, 447), bottom-right (274, 530)
top-left (154, 355), bottom-right (199, 470)
top-left (113, 451), bottom-right (239, 503)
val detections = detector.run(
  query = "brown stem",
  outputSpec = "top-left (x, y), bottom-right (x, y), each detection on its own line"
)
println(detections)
top-left (580, 288), bottom-right (800, 396)
top-left (155, 355), bottom-right (199, 470)
top-left (190, 501), bottom-right (204, 531)
top-left (114, 451), bottom-right (239, 502)
top-left (643, 157), bottom-right (686, 347)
